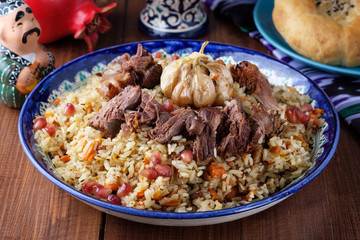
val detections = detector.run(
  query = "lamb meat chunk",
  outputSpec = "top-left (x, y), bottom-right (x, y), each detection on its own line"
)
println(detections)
top-left (193, 107), bottom-right (224, 165)
top-left (102, 119), bottom-right (123, 139)
top-left (141, 64), bottom-right (163, 89)
top-left (99, 44), bottom-right (162, 100)
top-left (136, 92), bottom-right (163, 123)
top-left (186, 115), bottom-right (206, 136)
top-left (198, 107), bottom-right (224, 135)
top-left (231, 61), bottom-right (280, 111)
top-left (89, 85), bottom-right (142, 138)
top-left (247, 104), bottom-right (281, 152)
top-left (99, 53), bottom-right (134, 100)
top-left (247, 123), bottom-right (265, 153)
top-left (218, 98), bottom-right (250, 157)
top-left (156, 111), bottom-right (173, 125)
top-left (148, 109), bottom-right (204, 144)
top-left (122, 44), bottom-right (162, 89)
top-left (193, 127), bottom-right (213, 166)
top-left (124, 92), bottom-right (170, 126)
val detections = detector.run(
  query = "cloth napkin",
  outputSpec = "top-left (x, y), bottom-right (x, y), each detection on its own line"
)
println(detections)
top-left (203, 0), bottom-right (360, 135)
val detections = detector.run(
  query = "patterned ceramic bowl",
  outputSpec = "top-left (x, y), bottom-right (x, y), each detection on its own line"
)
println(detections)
top-left (18, 40), bottom-right (339, 226)
top-left (139, 0), bottom-right (209, 38)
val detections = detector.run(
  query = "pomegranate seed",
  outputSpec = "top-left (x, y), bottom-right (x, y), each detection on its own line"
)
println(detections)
top-left (163, 99), bottom-right (174, 112)
top-left (155, 164), bottom-right (172, 177)
top-left (285, 108), bottom-right (298, 123)
top-left (151, 150), bottom-right (162, 165)
top-left (300, 103), bottom-right (313, 112)
top-left (142, 167), bottom-right (158, 179)
top-left (180, 149), bottom-right (193, 163)
top-left (107, 194), bottom-right (122, 205)
top-left (33, 118), bottom-right (47, 131)
top-left (154, 51), bottom-right (162, 59)
top-left (171, 54), bottom-right (180, 61)
top-left (117, 183), bottom-right (132, 197)
top-left (93, 184), bottom-right (112, 199)
top-left (63, 103), bottom-right (76, 117)
top-left (45, 124), bottom-right (56, 136)
top-left (296, 109), bottom-right (310, 125)
top-left (82, 180), bottom-right (97, 195)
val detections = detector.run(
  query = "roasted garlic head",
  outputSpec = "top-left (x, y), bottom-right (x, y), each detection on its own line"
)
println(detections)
top-left (161, 42), bottom-right (234, 108)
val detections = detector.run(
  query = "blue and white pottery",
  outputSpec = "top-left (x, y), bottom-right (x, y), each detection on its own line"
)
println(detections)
top-left (18, 40), bottom-right (340, 226)
top-left (139, 0), bottom-right (209, 38)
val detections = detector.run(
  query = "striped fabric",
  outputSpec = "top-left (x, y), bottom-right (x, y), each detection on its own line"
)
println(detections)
top-left (250, 31), bottom-right (360, 135)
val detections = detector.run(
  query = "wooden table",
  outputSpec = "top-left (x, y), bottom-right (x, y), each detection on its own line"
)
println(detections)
top-left (1, 1), bottom-right (359, 239)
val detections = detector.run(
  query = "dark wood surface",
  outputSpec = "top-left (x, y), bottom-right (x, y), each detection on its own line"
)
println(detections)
top-left (1, 1), bottom-right (359, 239)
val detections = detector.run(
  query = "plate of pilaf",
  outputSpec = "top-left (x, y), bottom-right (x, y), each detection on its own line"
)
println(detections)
top-left (19, 40), bottom-right (339, 226)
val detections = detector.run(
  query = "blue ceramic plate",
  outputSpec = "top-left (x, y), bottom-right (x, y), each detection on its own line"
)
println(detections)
top-left (18, 40), bottom-right (339, 226)
top-left (253, 0), bottom-right (360, 77)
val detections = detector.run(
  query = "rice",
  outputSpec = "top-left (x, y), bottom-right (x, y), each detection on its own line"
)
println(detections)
top-left (33, 54), bottom-right (323, 212)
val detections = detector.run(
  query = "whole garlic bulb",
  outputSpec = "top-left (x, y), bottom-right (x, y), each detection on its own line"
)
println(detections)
top-left (161, 42), bottom-right (234, 108)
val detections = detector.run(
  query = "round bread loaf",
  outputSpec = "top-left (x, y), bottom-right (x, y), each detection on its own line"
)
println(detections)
top-left (272, 0), bottom-right (360, 67)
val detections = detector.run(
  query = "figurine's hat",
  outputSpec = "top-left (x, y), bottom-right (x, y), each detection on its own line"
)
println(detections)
top-left (0, 0), bottom-right (26, 17)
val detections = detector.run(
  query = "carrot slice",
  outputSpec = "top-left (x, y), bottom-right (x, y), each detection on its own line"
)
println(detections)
top-left (137, 190), bottom-right (146, 198)
top-left (271, 146), bottom-right (281, 156)
top-left (154, 190), bottom-right (162, 200)
top-left (162, 199), bottom-right (181, 206)
top-left (285, 85), bottom-right (299, 93)
top-left (285, 141), bottom-right (291, 149)
top-left (104, 182), bottom-right (119, 191)
top-left (309, 112), bottom-right (319, 126)
top-left (45, 112), bottom-right (54, 117)
top-left (312, 108), bottom-right (324, 115)
top-left (209, 189), bottom-right (222, 203)
top-left (95, 135), bottom-right (102, 143)
top-left (208, 164), bottom-right (227, 179)
top-left (246, 190), bottom-right (256, 201)
top-left (83, 142), bottom-right (96, 161)
top-left (60, 155), bottom-right (70, 163)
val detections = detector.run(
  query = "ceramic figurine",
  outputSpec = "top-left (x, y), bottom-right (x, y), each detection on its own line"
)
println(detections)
top-left (0, 0), bottom-right (54, 108)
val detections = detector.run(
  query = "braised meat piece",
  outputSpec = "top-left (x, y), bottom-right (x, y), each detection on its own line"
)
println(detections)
top-left (231, 61), bottom-right (280, 111)
top-left (141, 64), bottom-right (162, 89)
top-left (193, 107), bottom-right (224, 164)
top-left (130, 92), bottom-right (163, 124)
top-left (247, 104), bottom-right (281, 152)
top-left (99, 44), bottom-right (162, 100)
top-left (90, 51), bottom-right (285, 162)
top-left (121, 44), bottom-right (162, 89)
top-left (149, 106), bottom-right (226, 165)
top-left (156, 111), bottom-right (173, 125)
top-left (124, 92), bottom-right (173, 127)
top-left (148, 109), bottom-right (205, 144)
top-left (218, 98), bottom-right (250, 157)
top-left (89, 85), bottom-right (142, 138)
top-left (99, 53), bottom-right (133, 100)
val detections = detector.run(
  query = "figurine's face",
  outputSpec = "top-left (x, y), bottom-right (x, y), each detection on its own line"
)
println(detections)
top-left (0, 4), bottom-right (41, 54)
